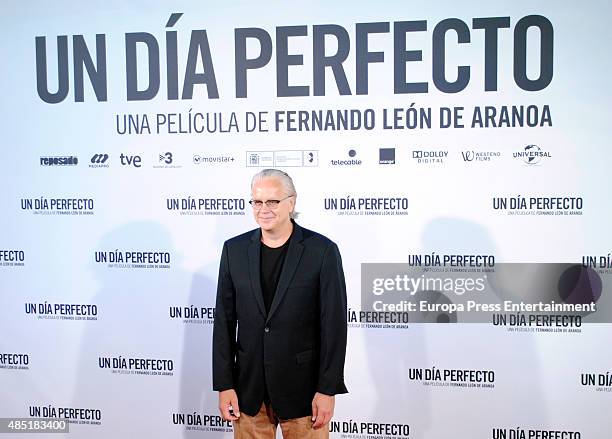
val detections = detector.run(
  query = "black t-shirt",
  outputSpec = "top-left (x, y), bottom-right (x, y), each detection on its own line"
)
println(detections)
top-left (260, 236), bottom-right (291, 315)
top-left (260, 231), bottom-right (292, 404)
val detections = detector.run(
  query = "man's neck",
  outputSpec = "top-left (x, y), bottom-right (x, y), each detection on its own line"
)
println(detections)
top-left (261, 220), bottom-right (293, 248)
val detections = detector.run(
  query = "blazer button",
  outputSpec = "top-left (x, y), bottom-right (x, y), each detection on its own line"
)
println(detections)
top-left (264, 326), bottom-right (270, 333)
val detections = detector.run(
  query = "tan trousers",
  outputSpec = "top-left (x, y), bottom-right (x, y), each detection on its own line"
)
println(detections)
top-left (233, 401), bottom-right (329, 439)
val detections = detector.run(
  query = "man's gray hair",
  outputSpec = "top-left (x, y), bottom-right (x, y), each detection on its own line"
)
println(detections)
top-left (251, 168), bottom-right (299, 219)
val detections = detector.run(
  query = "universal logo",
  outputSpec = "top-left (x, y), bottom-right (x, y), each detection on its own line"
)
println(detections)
top-left (513, 144), bottom-right (551, 165)
top-left (40, 155), bottom-right (78, 166)
top-left (89, 154), bottom-right (109, 168)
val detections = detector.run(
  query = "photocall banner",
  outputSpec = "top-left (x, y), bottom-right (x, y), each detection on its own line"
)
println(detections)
top-left (1, 1), bottom-right (610, 438)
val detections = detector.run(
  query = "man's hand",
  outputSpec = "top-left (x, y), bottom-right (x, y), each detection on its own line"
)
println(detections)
top-left (311, 392), bottom-right (334, 430)
top-left (218, 389), bottom-right (241, 421)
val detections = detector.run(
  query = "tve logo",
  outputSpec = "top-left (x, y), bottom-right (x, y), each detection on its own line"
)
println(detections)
top-left (120, 153), bottom-right (142, 168)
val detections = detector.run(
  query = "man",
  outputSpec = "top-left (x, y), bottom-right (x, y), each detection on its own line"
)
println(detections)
top-left (212, 168), bottom-right (348, 439)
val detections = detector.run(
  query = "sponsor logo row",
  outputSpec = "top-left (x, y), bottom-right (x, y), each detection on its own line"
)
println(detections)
top-left (39, 145), bottom-right (551, 169)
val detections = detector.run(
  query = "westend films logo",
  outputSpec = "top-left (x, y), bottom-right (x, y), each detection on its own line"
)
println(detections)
top-left (94, 250), bottom-right (171, 269)
top-left (28, 405), bottom-right (102, 426)
top-left (247, 150), bottom-right (318, 167)
top-left (329, 419), bottom-right (409, 439)
top-left (24, 302), bottom-right (98, 321)
top-left (98, 355), bottom-right (174, 376)
top-left (169, 305), bottom-right (215, 325)
top-left (172, 411), bottom-right (232, 433)
top-left (153, 151), bottom-right (182, 169)
top-left (40, 155), bottom-right (78, 166)
top-left (492, 195), bottom-right (583, 216)
top-left (193, 153), bottom-right (236, 166)
top-left (379, 148), bottom-right (396, 165)
top-left (330, 149), bottom-right (362, 167)
top-left (0, 353), bottom-right (30, 370)
top-left (513, 144), bottom-right (551, 165)
top-left (408, 367), bottom-right (495, 389)
top-left (0, 250), bottom-right (25, 267)
top-left (89, 153), bottom-right (109, 168)
top-left (166, 196), bottom-right (246, 216)
top-left (412, 149), bottom-right (447, 165)
top-left (461, 150), bottom-right (501, 163)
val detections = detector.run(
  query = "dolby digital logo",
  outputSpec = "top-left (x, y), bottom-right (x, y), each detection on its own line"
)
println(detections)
top-left (412, 150), bottom-right (447, 165)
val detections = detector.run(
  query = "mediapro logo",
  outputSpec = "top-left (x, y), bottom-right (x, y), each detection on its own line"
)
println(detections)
top-left (90, 154), bottom-right (109, 168)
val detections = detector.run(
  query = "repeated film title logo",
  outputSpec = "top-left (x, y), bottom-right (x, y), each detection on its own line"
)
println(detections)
top-left (166, 196), bottom-right (246, 216)
top-left (172, 411), bottom-right (232, 433)
top-left (94, 250), bottom-right (171, 269)
top-left (169, 305), bottom-right (215, 325)
top-left (491, 428), bottom-right (581, 439)
top-left (20, 197), bottom-right (95, 215)
top-left (408, 366), bottom-right (496, 390)
top-left (492, 195), bottom-right (583, 216)
top-left (582, 253), bottom-right (612, 275)
top-left (581, 371), bottom-right (612, 393)
top-left (28, 406), bottom-right (102, 427)
top-left (98, 355), bottom-right (174, 377)
top-left (324, 190), bottom-right (409, 216)
top-left (0, 250), bottom-right (25, 267)
top-left (0, 353), bottom-right (30, 370)
top-left (24, 302), bottom-right (98, 321)
top-left (329, 419), bottom-right (410, 439)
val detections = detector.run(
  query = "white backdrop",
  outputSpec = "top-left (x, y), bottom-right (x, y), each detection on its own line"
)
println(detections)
top-left (1, 1), bottom-right (611, 438)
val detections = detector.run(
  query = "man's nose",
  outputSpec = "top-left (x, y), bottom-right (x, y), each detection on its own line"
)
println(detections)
top-left (259, 203), bottom-right (273, 213)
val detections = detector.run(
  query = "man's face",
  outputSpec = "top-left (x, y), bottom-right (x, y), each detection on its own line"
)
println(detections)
top-left (251, 177), bottom-right (295, 232)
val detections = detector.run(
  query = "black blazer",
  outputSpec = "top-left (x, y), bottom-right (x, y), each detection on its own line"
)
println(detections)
top-left (212, 219), bottom-right (348, 419)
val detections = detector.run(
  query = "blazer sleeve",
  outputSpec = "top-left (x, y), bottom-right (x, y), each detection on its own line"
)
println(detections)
top-left (212, 241), bottom-right (237, 391)
top-left (317, 241), bottom-right (349, 395)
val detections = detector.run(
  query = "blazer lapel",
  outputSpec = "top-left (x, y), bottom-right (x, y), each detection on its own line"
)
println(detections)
top-left (266, 221), bottom-right (304, 324)
top-left (247, 228), bottom-right (267, 319)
